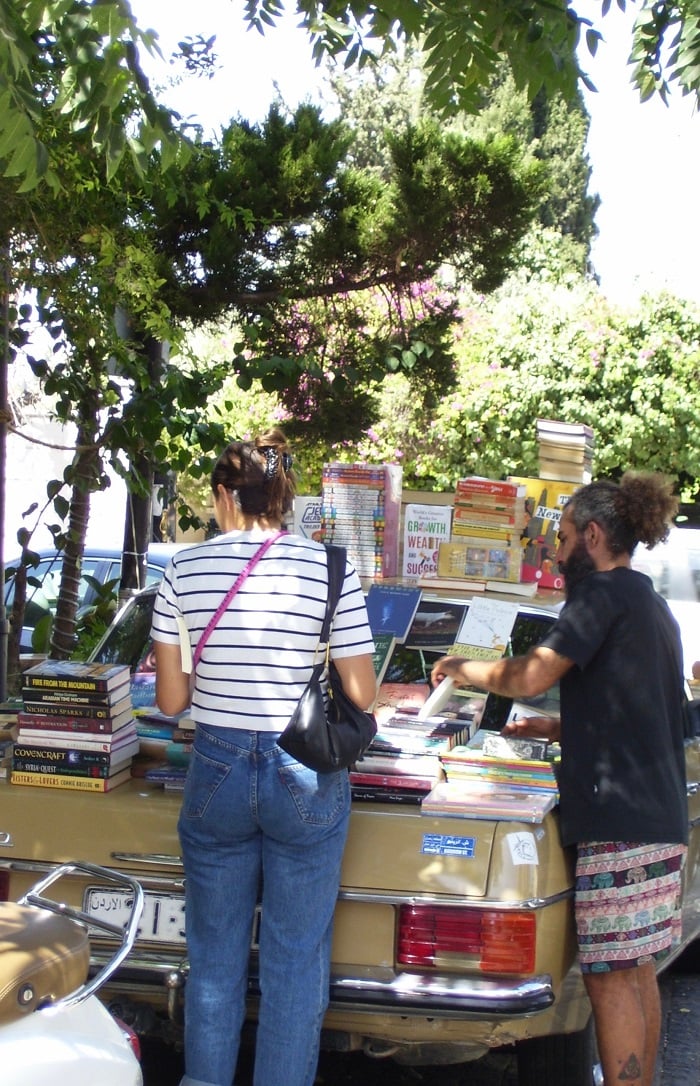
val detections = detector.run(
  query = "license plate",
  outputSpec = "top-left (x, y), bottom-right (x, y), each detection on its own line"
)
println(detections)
top-left (84, 886), bottom-right (187, 945)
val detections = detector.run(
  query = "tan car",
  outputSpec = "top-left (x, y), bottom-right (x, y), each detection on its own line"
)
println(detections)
top-left (1, 585), bottom-right (698, 1086)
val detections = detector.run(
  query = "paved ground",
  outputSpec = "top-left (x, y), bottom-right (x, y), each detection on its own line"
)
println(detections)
top-left (141, 953), bottom-right (700, 1085)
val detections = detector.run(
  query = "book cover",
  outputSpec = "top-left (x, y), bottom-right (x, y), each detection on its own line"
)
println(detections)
top-left (402, 503), bottom-right (453, 580)
top-left (350, 785), bottom-right (423, 805)
top-left (365, 584), bottom-right (423, 642)
top-left (405, 601), bottom-right (467, 650)
top-left (437, 541), bottom-right (522, 583)
top-left (371, 633), bottom-right (396, 686)
top-left (293, 495), bottom-right (323, 540)
top-left (455, 477), bottom-right (526, 499)
top-left (508, 476), bottom-right (582, 589)
top-left (22, 660), bottom-right (131, 693)
top-left (451, 596), bottom-right (520, 657)
top-left (10, 767), bottom-right (132, 791)
top-left (374, 681), bottom-right (429, 725)
top-left (354, 751), bottom-right (441, 778)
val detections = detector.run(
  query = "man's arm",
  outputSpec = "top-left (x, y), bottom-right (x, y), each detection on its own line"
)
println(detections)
top-left (430, 645), bottom-right (573, 700)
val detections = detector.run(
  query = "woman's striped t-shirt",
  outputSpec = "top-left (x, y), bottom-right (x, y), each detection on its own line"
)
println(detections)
top-left (150, 530), bottom-right (375, 732)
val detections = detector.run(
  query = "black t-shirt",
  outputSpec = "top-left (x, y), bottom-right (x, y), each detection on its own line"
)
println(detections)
top-left (541, 567), bottom-right (687, 848)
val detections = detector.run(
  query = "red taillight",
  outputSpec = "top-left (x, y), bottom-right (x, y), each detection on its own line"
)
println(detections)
top-left (113, 1016), bottom-right (142, 1062)
top-left (0, 868), bottom-right (9, 902)
top-left (397, 905), bottom-right (536, 974)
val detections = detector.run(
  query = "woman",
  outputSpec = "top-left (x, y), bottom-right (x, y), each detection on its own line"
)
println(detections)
top-left (151, 428), bottom-right (376, 1086)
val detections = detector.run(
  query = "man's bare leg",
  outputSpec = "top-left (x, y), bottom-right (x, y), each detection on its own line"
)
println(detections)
top-left (584, 962), bottom-right (660, 1085)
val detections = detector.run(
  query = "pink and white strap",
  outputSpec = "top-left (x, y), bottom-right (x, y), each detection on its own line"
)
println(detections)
top-left (193, 531), bottom-right (285, 668)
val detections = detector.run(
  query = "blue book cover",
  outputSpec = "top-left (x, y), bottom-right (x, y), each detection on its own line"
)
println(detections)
top-left (365, 585), bottom-right (422, 643)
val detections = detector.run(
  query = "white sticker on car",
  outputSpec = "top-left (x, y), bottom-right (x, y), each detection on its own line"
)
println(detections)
top-left (506, 831), bottom-right (538, 865)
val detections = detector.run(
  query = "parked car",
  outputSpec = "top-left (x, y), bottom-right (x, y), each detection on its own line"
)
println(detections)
top-left (2, 555), bottom-right (698, 1084)
top-left (4, 544), bottom-right (183, 653)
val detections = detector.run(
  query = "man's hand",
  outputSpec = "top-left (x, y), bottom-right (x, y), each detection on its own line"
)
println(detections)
top-left (502, 715), bottom-right (561, 743)
top-left (430, 656), bottom-right (470, 688)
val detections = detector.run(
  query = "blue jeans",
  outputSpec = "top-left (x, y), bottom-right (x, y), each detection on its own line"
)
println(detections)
top-left (177, 725), bottom-right (351, 1086)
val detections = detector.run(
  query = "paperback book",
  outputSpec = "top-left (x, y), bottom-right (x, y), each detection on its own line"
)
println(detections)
top-left (365, 584), bottom-right (423, 643)
top-left (10, 767), bottom-right (133, 792)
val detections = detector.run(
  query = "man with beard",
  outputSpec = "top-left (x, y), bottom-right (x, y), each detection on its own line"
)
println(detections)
top-left (430, 472), bottom-right (688, 1086)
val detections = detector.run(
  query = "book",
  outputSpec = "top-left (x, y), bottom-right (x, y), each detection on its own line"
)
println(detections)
top-left (14, 723), bottom-right (138, 752)
top-left (12, 751), bottom-right (136, 777)
top-left (22, 660), bottom-right (131, 693)
top-left (417, 574), bottom-right (487, 593)
top-left (365, 584), bottom-right (422, 643)
top-left (12, 735), bottom-right (140, 771)
top-left (373, 681), bottom-right (429, 725)
top-left (18, 693), bottom-right (132, 720)
top-left (485, 579), bottom-right (539, 598)
top-left (420, 780), bottom-right (557, 823)
top-left (508, 476), bottom-right (581, 589)
top-left (437, 541), bottom-right (522, 583)
top-left (21, 684), bottom-right (131, 708)
top-left (349, 770), bottom-right (436, 793)
top-left (535, 419), bottom-right (594, 440)
top-left (455, 477), bottom-right (527, 499)
top-left (402, 503), bottom-right (453, 580)
top-left (371, 632), bottom-right (396, 686)
top-left (451, 596), bottom-right (520, 658)
top-left (17, 707), bottom-right (134, 735)
top-left (354, 750), bottom-right (441, 779)
top-left (405, 601), bottom-right (467, 650)
top-left (350, 785), bottom-right (423, 805)
top-left (10, 767), bottom-right (133, 791)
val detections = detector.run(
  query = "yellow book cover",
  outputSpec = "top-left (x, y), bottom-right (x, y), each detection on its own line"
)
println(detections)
top-left (10, 768), bottom-right (131, 791)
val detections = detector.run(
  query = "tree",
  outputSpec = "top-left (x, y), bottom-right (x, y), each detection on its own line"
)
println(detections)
top-left (334, 280), bottom-right (700, 499)
top-left (3, 2), bottom-right (700, 192)
top-left (252, 0), bottom-right (700, 111)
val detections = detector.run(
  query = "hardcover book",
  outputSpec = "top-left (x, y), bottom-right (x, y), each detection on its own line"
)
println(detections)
top-left (19, 693), bottom-right (132, 720)
top-left (21, 684), bottom-right (131, 708)
top-left (22, 660), bottom-right (131, 693)
top-left (17, 706), bottom-right (134, 735)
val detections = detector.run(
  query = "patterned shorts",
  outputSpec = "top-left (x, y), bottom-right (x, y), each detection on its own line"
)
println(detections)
top-left (574, 841), bottom-right (687, 973)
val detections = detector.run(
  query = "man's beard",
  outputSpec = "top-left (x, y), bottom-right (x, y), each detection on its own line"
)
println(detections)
top-left (559, 539), bottom-right (596, 595)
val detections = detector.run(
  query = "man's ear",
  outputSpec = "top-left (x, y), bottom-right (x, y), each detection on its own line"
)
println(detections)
top-left (585, 519), bottom-right (604, 551)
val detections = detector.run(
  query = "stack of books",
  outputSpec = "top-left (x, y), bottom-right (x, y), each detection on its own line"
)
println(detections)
top-left (436, 477), bottom-right (526, 587)
top-left (536, 419), bottom-right (594, 484)
top-left (349, 704), bottom-right (475, 804)
top-left (422, 729), bottom-right (559, 822)
top-left (11, 661), bottom-right (138, 792)
top-left (508, 476), bottom-right (581, 590)
top-left (320, 462), bottom-right (402, 579)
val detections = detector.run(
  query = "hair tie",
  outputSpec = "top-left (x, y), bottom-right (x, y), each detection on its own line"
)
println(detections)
top-left (261, 447), bottom-right (292, 479)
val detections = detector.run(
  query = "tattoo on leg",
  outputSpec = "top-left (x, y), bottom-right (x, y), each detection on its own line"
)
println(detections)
top-left (618, 1053), bottom-right (642, 1080)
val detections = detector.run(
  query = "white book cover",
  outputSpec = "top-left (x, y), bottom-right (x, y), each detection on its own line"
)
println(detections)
top-left (402, 503), bottom-right (453, 580)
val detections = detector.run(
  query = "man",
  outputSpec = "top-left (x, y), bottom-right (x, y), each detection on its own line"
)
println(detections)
top-left (431, 472), bottom-right (688, 1086)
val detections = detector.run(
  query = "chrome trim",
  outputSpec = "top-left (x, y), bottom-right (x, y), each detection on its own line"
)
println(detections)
top-left (110, 852), bottom-right (183, 867)
top-left (337, 887), bottom-right (573, 911)
top-left (0, 831), bottom-right (13, 847)
top-left (328, 971), bottom-right (554, 1017)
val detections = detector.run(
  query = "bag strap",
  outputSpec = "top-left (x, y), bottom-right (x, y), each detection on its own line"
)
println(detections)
top-left (193, 531), bottom-right (285, 668)
top-left (320, 544), bottom-right (347, 644)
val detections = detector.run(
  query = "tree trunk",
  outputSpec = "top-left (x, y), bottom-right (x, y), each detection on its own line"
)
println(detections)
top-left (50, 411), bottom-right (100, 659)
